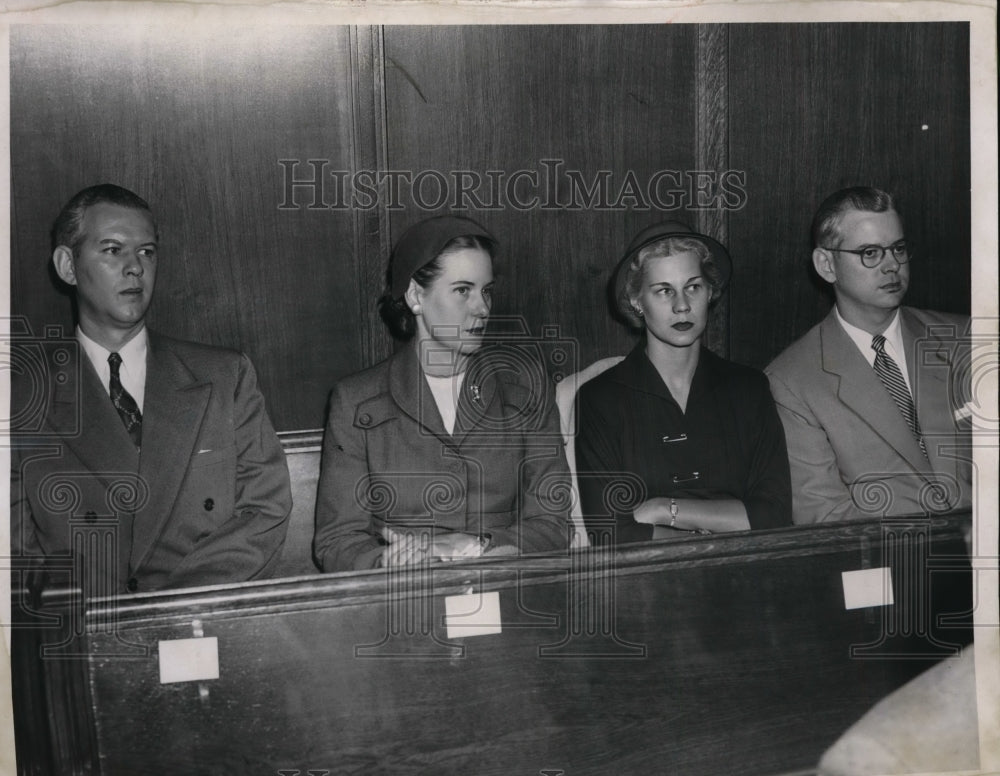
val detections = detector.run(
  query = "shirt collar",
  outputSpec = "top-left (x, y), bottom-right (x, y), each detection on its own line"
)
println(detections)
top-left (614, 342), bottom-right (719, 404)
top-left (834, 307), bottom-right (904, 366)
top-left (76, 325), bottom-right (149, 372)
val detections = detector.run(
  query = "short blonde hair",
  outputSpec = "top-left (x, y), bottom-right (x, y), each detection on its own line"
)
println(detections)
top-left (618, 236), bottom-right (723, 328)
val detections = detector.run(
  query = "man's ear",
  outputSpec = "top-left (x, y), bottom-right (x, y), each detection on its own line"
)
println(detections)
top-left (52, 246), bottom-right (77, 286)
top-left (812, 247), bottom-right (837, 284)
top-left (404, 279), bottom-right (423, 313)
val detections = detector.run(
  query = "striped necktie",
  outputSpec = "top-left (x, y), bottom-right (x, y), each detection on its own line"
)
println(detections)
top-left (871, 334), bottom-right (926, 458)
top-left (108, 352), bottom-right (142, 448)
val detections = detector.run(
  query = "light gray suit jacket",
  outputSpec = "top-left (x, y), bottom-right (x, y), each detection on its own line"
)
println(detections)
top-left (10, 331), bottom-right (292, 593)
top-left (766, 307), bottom-right (971, 524)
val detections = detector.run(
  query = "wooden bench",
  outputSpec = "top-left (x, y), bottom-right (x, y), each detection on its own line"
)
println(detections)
top-left (11, 513), bottom-right (973, 775)
top-left (271, 431), bottom-right (324, 578)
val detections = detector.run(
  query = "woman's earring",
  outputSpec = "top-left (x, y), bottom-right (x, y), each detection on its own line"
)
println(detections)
top-left (635, 307), bottom-right (644, 317)
top-left (411, 304), bottom-right (421, 314)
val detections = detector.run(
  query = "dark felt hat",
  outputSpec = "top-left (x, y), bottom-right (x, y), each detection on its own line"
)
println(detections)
top-left (389, 215), bottom-right (496, 298)
top-left (612, 220), bottom-right (733, 323)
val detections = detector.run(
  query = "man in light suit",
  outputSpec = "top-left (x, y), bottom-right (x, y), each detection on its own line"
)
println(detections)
top-left (766, 187), bottom-right (971, 524)
top-left (10, 184), bottom-right (292, 593)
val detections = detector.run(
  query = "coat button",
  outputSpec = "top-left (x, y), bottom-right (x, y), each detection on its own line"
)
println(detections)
top-left (126, 577), bottom-right (139, 593)
top-left (84, 510), bottom-right (97, 523)
top-left (204, 498), bottom-right (214, 511)
top-left (359, 413), bottom-right (372, 426)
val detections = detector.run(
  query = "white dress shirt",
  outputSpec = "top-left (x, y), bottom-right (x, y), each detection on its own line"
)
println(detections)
top-left (834, 307), bottom-right (913, 397)
top-left (77, 326), bottom-right (148, 413)
top-left (423, 371), bottom-right (466, 436)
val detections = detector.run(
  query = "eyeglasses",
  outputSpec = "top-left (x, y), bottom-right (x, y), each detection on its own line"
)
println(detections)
top-left (822, 240), bottom-right (910, 268)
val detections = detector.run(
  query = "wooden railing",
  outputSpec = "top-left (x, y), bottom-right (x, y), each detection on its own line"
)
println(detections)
top-left (10, 513), bottom-right (973, 776)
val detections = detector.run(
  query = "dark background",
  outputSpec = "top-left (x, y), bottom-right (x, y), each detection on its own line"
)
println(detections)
top-left (9, 23), bottom-right (971, 432)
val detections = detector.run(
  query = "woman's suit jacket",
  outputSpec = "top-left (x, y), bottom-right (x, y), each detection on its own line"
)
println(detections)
top-left (314, 345), bottom-right (571, 571)
top-left (765, 306), bottom-right (972, 523)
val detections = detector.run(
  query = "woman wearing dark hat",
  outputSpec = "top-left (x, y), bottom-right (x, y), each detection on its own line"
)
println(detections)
top-left (314, 215), bottom-right (570, 571)
top-left (574, 221), bottom-right (792, 545)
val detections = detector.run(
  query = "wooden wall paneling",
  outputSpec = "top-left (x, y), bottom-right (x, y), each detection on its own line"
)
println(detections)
top-left (695, 24), bottom-right (731, 358)
top-left (9, 25), bottom-right (375, 431)
top-left (9, 23), bottom-right (972, 426)
top-left (381, 25), bottom-right (705, 375)
top-left (349, 24), bottom-right (395, 370)
top-left (727, 23), bottom-right (971, 369)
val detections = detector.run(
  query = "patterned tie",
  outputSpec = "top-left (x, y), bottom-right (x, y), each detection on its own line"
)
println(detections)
top-left (871, 334), bottom-right (926, 458)
top-left (108, 352), bottom-right (142, 448)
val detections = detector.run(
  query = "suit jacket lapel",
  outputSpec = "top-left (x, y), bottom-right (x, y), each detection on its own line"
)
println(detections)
top-left (899, 307), bottom-right (959, 478)
top-left (388, 345), bottom-right (454, 446)
top-left (50, 345), bottom-right (138, 588)
top-left (452, 350), bottom-right (500, 445)
top-left (131, 333), bottom-right (212, 571)
top-left (53, 345), bottom-right (140, 489)
top-left (612, 344), bottom-right (677, 404)
top-left (389, 346), bottom-right (504, 446)
top-left (820, 310), bottom-right (928, 472)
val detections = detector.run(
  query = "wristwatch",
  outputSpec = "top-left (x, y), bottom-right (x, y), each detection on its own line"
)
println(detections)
top-left (669, 498), bottom-right (679, 528)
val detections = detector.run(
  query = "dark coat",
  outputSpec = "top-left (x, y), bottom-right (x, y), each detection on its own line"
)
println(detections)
top-left (314, 344), bottom-right (571, 571)
top-left (575, 345), bottom-right (792, 545)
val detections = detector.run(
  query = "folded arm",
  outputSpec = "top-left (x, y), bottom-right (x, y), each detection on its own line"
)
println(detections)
top-left (313, 382), bottom-right (385, 572)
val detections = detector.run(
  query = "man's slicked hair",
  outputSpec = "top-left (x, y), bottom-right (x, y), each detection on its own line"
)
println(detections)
top-left (811, 186), bottom-right (898, 249)
top-left (51, 184), bottom-right (158, 255)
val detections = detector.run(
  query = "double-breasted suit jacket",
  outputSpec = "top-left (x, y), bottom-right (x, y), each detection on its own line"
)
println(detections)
top-left (765, 307), bottom-right (972, 524)
top-left (10, 331), bottom-right (292, 594)
top-left (314, 345), bottom-right (571, 571)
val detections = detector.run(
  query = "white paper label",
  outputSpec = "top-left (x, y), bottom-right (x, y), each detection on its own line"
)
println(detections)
top-left (841, 567), bottom-right (895, 610)
top-left (158, 637), bottom-right (220, 684)
top-left (444, 591), bottom-right (502, 638)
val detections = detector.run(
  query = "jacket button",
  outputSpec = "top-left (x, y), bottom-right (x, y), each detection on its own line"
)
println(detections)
top-left (84, 510), bottom-right (97, 523)
top-left (359, 413), bottom-right (372, 426)
top-left (204, 498), bottom-right (214, 511)
top-left (126, 577), bottom-right (139, 593)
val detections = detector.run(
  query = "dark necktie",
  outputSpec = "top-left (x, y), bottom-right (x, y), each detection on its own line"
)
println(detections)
top-left (108, 352), bottom-right (142, 448)
top-left (871, 334), bottom-right (926, 458)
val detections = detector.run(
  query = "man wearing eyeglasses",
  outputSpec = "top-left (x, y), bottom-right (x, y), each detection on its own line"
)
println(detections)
top-left (766, 186), bottom-right (971, 523)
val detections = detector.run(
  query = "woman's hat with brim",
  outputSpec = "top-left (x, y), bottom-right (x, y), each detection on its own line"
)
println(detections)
top-left (389, 215), bottom-right (496, 298)
top-left (612, 220), bottom-right (733, 324)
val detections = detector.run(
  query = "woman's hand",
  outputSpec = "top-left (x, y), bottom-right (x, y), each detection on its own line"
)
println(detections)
top-left (380, 526), bottom-right (435, 567)
top-left (380, 527), bottom-right (483, 565)
top-left (430, 532), bottom-right (483, 561)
